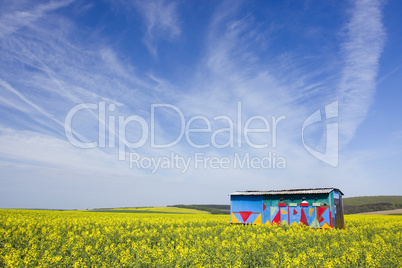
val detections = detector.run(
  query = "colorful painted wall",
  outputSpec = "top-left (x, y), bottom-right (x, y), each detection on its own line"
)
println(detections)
top-left (230, 190), bottom-right (344, 229)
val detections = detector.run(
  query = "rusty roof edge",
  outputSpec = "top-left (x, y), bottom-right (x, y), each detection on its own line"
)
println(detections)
top-left (230, 187), bottom-right (344, 196)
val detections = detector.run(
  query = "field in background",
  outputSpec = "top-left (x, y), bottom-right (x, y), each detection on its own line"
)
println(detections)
top-left (169, 204), bottom-right (230, 214)
top-left (90, 207), bottom-right (209, 214)
top-left (343, 196), bottom-right (402, 214)
top-left (0, 209), bottom-right (401, 267)
top-left (343, 196), bottom-right (402, 206)
top-left (355, 209), bottom-right (402, 215)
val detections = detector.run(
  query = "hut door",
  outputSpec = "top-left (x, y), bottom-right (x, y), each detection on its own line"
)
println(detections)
top-left (334, 197), bottom-right (344, 229)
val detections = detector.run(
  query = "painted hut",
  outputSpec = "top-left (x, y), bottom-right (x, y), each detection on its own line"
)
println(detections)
top-left (230, 188), bottom-right (344, 229)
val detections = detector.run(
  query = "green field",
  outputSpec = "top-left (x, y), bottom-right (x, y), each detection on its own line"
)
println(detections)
top-left (343, 196), bottom-right (402, 206)
top-left (170, 204), bottom-right (230, 214)
top-left (90, 207), bottom-right (210, 214)
top-left (343, 196), bottom-right (402, 214)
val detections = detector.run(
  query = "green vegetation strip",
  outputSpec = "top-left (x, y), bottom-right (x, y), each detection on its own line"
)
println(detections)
top-left (88, 210), bottom-right (193, 214)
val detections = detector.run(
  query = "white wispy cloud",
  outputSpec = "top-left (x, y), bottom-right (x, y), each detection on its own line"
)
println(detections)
top-left (133, 0), bottom-right (181, 57)
top-left (0, 0), bottom-right (75, 38)
top-left (0, 78), bottom-right (65, 130)
top-left (338, 0), bottom-right (385, 145)
top-left (177, 2), bottom-right (311, 150)
top-left (0, 4), bottom-right (159, 135)
top-left (0, 1), bottom-right (184, 170)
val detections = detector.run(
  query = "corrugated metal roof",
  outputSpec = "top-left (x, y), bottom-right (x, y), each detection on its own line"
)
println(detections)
top-left (230, 187), bottom-right (343, 196)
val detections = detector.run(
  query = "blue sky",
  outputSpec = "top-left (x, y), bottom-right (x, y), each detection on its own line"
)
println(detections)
top-left (0, 0), bottom-right (401, 209)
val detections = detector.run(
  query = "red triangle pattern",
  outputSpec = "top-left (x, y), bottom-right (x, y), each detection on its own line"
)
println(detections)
top-left (272, 210), bottom-right (281, 224)
top-left (239, 211), bottom-right (253, 222)
top-left (317, 207), bottom-right (326, 223)
top-left (293, 209), bottom-right (297, 215)
top-left (300, 209), bottom-right (308, 226)
top-left (263, 203), bottom-right (267, 211)
top-left (317, 207), bottom-right (326, 218)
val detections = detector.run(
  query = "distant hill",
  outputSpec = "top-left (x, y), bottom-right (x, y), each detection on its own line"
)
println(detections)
top-left (343, 196), bottom-right (402, 214)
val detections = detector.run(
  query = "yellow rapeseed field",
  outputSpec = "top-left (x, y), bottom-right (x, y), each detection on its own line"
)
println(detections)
top-left (0, 209), bottom-right (401, 267)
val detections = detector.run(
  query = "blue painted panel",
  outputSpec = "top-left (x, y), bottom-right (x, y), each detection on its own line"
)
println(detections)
top-left (333, 191), bottom-right (340, 199)
top-left (289, 207), bottom-right (301, 224)
top-left (231, 195), bottom-right (263, 214)
top-left (244, 213), bottom-right (259, 224)
top-left (320, 207), bottom-right (331, 227)
top-left (262, 200), bottom-right (270, 224)
top-left (331, 205), bottom-right (337, 228)
top-left (303, 207), bottom-right (316, 226)
top-left (280, 206), bottom-right (289, 224)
